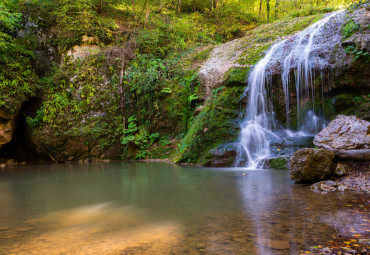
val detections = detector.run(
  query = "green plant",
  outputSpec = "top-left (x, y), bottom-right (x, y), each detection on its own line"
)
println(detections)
top-left (341, 19), bottom-right (360, 38)
top-left (345, 45), bottom-right (369, 63)
top-left (121, 115), bottom-right (138, 145)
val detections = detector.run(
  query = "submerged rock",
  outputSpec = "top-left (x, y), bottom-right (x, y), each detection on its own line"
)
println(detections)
top-left (290, 148), bottom-right (335, 182)
top-left (313, 115), bottom-right (370, 161)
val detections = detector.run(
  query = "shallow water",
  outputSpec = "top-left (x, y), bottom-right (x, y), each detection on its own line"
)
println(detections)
top-left (0, 162), bottom-right (367, 254)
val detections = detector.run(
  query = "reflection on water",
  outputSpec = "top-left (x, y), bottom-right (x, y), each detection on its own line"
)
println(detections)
top-left (0, 162), bottom-right (368, 254)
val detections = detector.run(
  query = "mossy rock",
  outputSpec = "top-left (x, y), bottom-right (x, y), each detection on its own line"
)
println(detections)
top-left (175, 86), bottom-right (243, 164)
top-left (224, 67), bottom-right (250, 86)
top-left (268, 156), bottom-right (290, 170)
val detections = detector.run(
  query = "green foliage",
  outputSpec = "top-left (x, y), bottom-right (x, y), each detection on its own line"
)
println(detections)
top-left (345, 45), bottom-right (369, 63)
top-left (341, 19), bottom-right (360, 38)
top-left (121, 116), bottom-right (162, 159)
top-left (289, 6), bottom-right (335, 18)
top-left (269, 157), bottom-right (288, 170)
top-left (0, 1), bottom-right (38, 114)
top-left (0, 1), bottom-right (22, 49)
top-left (175, 86), bottom-right (243, 163)
top-left (121, 116), bottom-right (138, 145)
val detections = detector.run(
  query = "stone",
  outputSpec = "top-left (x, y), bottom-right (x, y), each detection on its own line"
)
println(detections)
top-left (0, 111), bottom-right (17, 149)
top-left (5, 159), bottom-right (18, 166)
top-left (67, 45), bottom-right (100, 60)
top-left (314, 115), bottom-right (369, 151)
top-left (203, 144), bottom-right (237, 167)
top-left (232, 237), bottom-right (246, 243)
top-left (334, 163), bottom-right (348, 176)
top-left (268, 240), bottom-right (290, 250)
top-left (15, 226), bottom-right (33, 232)
top-left (290, 148), bottom-right (335, 182)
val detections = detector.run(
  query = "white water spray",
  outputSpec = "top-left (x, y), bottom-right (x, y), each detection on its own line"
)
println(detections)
top-left (236, 11), bottom-right (345, 168)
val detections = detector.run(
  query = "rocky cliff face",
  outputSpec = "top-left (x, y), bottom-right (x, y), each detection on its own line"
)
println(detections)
top-left (184, 5), bottom-right (369, 166)
top-left (0, 110), bottom-right (17, 148)
top-left (1, 5), bottom-right (369, 165)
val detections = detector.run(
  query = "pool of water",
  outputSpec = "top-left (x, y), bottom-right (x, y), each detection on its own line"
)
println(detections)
top-left (0, 162), bottom-right (367, 254)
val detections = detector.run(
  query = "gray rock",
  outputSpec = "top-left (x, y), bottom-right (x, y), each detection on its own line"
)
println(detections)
top-left (314, 115), bottom-right (369, 150)
top-left (290, 148), bottom-right (335, 182)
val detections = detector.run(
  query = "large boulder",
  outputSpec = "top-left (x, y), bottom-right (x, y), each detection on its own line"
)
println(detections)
top-left (313, 115), bottom-right (370, 161)
top-left (290, 148), bottom-right (335, 182)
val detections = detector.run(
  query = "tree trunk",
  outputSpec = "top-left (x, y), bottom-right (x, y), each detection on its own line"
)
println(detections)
top-left (119, 51), bottom-right (126, 129)
top-left (209, 0), bottom-right (213, 17)
top-left (144, 4), bottom-right (150, 26)
top-left (259, 0), bottom-right (263, 17)
top-left (266, 0), bottom-right (270, 21)
top-left (131, 0), bottom-right (135, 19)
top-left (158, 0), bottom-right (163, 13)
top-left (215, 0), bottom-right (219, 19)
top-left (177, 0), bottom-right (181, 15)
top-left (274, 0), bottom-right (279, 19)
top-left (193, 0), bottom-right (196, 12)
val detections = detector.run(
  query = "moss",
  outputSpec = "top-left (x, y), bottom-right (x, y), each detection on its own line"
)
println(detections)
top-left (269, 157), bottom-right (288, 170)
top-left (174, 14), bottom-right (330, 164)
top-left (27, 51), bottom-right (124, 160)
top-left (341, 19), bottom-right (360, 39)
top-left (235, 14), bottom-right (324, 67)
top-left (335, 94), bottom-right (370, 121)
top-left (175, 86), bottom-right (243, 163)
top-left (224, 67), bottom-right (251, 86)
top-left (238, 44), bottom-right (272, 65)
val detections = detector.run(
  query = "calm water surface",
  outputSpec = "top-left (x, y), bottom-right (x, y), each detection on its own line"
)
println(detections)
top-left (0, 162), bottom-right (366, 254)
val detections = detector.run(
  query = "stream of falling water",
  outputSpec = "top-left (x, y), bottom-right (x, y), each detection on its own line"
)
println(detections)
top-left (236, 10), bottom-right (345, 169)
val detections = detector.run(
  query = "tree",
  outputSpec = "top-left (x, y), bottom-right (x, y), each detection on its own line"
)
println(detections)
top-left (177, 0), bottom-right (181, 14)
top-left (274, 0), bottom-right (279, 19)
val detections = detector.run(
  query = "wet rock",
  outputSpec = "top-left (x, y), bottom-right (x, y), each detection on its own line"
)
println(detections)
top-left (203, 144), bottom-right (237, 167)
top-left (359, 239), bottom-right (370, 245)
top-left (313, 115), bottom-right (370, 161)
top-left (322, 247), bottom-right (332, 253)
top-left (270, 136), bottom-right (315, 156)
top-left (311, 180), bottom-right (347, 193)
top-left (232, 237), bottom-right (246, 243)
top-left (334, 162), bottom-right (348, 176)
top-left (195, 242), bottom-right (206, 250)
top-left (0, 232), bottom-right (17, 239)
top-left (290, 148), bottom-right (335, 182)
top-left (15, 226), bottom-right (33, 232)
top-left (268, 239), bottom-right (290, 250)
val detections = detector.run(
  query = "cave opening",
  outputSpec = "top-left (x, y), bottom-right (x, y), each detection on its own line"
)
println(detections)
top-left (0, 98), bottom-right (50, 164)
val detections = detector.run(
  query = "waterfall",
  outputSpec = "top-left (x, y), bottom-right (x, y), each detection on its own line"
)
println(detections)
top-left (236, 10), bottom-right (345, 169)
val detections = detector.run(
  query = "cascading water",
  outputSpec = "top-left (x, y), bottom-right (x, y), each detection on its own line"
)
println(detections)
top-left (236, 10), bottom-right (345, 169)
